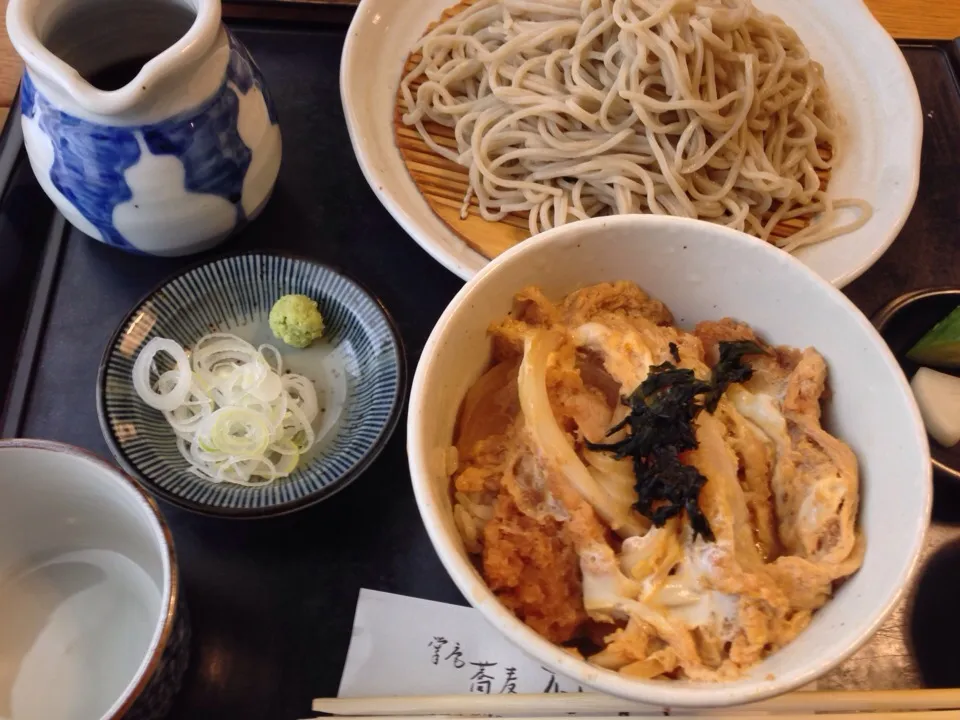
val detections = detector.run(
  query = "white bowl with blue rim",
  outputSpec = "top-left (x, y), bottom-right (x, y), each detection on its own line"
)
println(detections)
top-left (97, 252), bottom-right (405, 517)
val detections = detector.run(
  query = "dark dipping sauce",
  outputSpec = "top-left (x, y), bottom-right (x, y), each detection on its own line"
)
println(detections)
top-left (84, 55), bottom-right (156, 91)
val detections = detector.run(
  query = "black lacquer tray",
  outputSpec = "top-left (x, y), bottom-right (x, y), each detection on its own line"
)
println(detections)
top-left (1, 4), bottom-right (960, 716)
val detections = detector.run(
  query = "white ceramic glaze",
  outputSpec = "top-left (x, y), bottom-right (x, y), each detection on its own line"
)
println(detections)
top-left (6, 0), bottom-right (281, 256)
top-left (0, 441), bottom-right (175, 720)
top-left (407, 215), bottom-right (932, 707)
top-left (340, 0), bottom-right (922, 288)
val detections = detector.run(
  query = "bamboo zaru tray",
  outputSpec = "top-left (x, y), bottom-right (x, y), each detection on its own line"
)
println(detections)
top-left (394, 0), bottom-right (833, 262)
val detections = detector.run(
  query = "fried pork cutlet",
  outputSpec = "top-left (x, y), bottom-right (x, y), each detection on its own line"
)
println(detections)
top-left (482, 490), bottom-right (586, 643)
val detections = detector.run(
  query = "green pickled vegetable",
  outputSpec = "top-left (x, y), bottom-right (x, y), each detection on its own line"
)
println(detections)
top-left (907, 306), bottom-right (960, 368)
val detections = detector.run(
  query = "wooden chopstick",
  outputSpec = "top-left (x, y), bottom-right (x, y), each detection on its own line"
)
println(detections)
top-left (305, 713), bottom-right (960, 720)
top-left (312, 688), bottom-right (960, 716)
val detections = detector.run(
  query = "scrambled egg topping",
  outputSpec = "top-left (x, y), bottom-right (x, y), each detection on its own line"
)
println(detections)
top-left (451, 282), bottom-right (863, 681)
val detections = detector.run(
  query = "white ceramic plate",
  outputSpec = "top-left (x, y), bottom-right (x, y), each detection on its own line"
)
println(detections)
top-left (340, 0), bottom-right (922, 287)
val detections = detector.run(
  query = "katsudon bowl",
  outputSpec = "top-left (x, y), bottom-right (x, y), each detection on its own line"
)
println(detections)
top-left (407, 215), bottom-right (931, 707)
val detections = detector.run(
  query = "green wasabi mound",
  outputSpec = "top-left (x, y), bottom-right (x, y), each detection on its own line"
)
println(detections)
top-left (907, 306), bottom-right (960, 369)
top-left (269, 294), bottom-right (325, 349)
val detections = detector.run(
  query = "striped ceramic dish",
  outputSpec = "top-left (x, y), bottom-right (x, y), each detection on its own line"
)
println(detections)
top-left (97, 252), bottom-right (405, 517)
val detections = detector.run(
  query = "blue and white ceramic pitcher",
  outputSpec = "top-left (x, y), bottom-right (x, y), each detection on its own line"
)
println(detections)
top-left (6, 0), bottom-right (281, 256)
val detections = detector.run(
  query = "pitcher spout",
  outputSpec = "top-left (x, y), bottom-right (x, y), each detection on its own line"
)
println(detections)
top-left (6, 0), bottom-right (222, 118)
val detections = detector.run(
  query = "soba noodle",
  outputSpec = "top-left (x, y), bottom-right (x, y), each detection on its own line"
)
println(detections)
top-left (400, 0), bottom-right (873, 251)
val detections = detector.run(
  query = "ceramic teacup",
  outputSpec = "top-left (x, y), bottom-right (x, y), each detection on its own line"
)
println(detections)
top-left (0, 440), bottom-right (189, 720)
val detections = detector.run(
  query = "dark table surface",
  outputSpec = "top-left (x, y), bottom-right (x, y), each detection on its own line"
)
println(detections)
top-left (2, 20), bottom-right (960, 720)
top-left (7, 23), bottom-right (464, 720)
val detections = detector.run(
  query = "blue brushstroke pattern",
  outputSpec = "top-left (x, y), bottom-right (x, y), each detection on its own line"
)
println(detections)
top-left (143, 79), bottom-right (251, 223)
top-left (20, 73), bottom-right (36, 119)
top-left (19, 33), bottom-right (278, 253)
top-left (22, 71), bottom-right (141, 251)
top-left (227, 30), bottom-right (279, 125)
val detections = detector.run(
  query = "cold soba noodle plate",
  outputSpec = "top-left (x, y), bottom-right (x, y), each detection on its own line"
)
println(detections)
top-left (399, 0), bottom-right (868, 249)
top-left (342, 0), bottom-right (921, 284)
